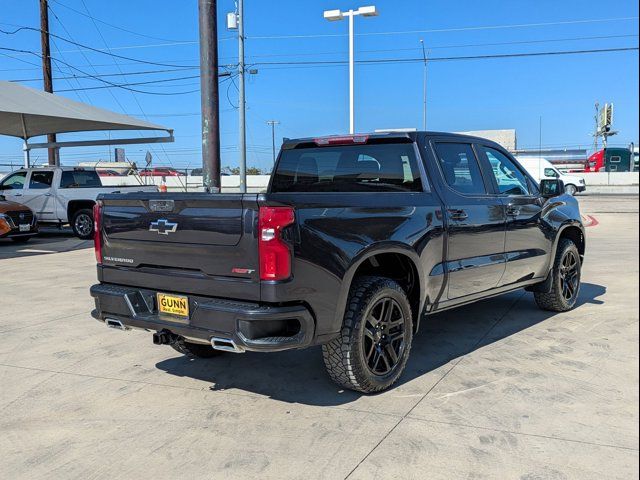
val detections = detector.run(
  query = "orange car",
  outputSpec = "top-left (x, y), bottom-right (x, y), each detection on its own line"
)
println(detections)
top-left (0, 197), bottom-right (38, 243)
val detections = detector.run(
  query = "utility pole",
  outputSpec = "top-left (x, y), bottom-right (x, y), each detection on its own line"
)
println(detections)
top-left (238, 0), bottom-right (247, 193)
top-left (266, 120), bottom-right (280, 168)
top-left (39, 0), bottom-right (58, 166)
top-left (420, 39), bottom-right (427, 131)
top-left (198, 0), bottom-right (221, 193)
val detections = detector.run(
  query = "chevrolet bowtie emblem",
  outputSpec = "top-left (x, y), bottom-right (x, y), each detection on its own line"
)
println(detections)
top-left (149, 219), bottom-right (178, 235)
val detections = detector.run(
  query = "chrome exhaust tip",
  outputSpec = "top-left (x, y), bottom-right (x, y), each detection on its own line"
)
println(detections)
top-left (210, 336), bottom-right (244, 353)
top-left (105, 318), bottom-right (129, 331)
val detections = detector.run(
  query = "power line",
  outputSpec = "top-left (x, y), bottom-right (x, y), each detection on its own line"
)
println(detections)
top-left (49, 0), bottom-right (191, 43)
top-left (0, 25), bottom-right (199, 68)
top-left (247, 16), bottom-right (640, 40)
top-left (3, 33), bottom-right (636, 78)
top-left (249, 47), bottom-right (639, 68)
top-left (0, 46), bottom-right (200, 95)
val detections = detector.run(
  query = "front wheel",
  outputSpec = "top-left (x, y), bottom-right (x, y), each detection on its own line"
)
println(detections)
top-left (565, 184), bottom-right (577, 196)
top-left (71, 208), bottom-right (94, 240)
top-left (322, 276), bottom-right (413, 393)
top-left (534, 238), bottom-right (581, 312)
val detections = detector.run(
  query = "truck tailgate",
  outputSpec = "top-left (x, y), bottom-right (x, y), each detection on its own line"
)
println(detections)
top-left (98, 193), bottom-right (261, 301)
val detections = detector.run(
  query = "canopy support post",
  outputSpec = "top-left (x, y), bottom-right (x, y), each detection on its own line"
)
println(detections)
top-left (23, 141), bottom-right (31, 169)
top-left (20, 113), bottom-right (30, 168)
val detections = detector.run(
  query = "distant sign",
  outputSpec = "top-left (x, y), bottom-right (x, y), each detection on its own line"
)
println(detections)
top-left (115, 148), bottom-right (125, 162)
top-left (598, 103), bottom-right (614, 133)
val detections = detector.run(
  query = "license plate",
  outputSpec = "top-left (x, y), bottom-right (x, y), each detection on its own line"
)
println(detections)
top-left (19, 224), bottom-right (30, 232)
top-left (157, 293), bottom-right (189, 318)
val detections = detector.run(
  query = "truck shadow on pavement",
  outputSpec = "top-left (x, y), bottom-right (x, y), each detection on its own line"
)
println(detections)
top-left (0, 228), bottom-right (90, 259)
top-left (155, 282), bottom-right (606, 406)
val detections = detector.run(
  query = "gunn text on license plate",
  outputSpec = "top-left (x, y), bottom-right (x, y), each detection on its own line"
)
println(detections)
top-left (157, 293), bottom-right (189, 318)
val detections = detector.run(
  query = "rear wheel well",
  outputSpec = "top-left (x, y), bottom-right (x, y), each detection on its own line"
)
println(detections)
top-left (67, 200), bottom-right (95, 221)
top-left (560, 226), bottom-right (585, 260)
top-left (352, 253), bottom-right (420, 328)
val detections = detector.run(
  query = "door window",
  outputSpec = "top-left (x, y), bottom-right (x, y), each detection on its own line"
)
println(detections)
top-left (433, 143), bottom-right (486, 195)
top-left (480, 147), bottom-right (530, 196)
top-left (544, 168), bottom-right (559, 178)
top-left (60, 170), bottom-right (102, 188)
top-left (0, 171), bottom-right (27, 190)
top-left (29, 171), bottom-right (54, 189)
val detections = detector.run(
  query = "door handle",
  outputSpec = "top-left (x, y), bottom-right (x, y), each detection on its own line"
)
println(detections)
top-left (506, 205), bottom-right (521, 217)
top-left (44, 193), bottom-right (52, 197)
top-left (448, 209), bottom-right (468, 221)
top-left (14, 193), bottom-right (23, 197)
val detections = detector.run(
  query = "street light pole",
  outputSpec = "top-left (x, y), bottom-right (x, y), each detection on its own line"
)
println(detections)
top-left (266, 120), bottom-right (280, 167)
top-left (348, 11), bottom-right (355, 134)
top-left (323, 6), bottom-right (378, 135)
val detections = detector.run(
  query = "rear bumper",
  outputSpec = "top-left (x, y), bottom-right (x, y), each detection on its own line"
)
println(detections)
top-left (90, 283), bottom-right (315, 352)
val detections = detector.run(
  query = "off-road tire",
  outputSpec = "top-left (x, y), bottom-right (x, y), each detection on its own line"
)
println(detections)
top-left (322, 276), bottom-right (413, 393)
top-left (171, 337), bottom-right (222, 358)
top-left (534, 238), bottom-right (581, 312)
top-left (71, 208), bottom-right (94, 240)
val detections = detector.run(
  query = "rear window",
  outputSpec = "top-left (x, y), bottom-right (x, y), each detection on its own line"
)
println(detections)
top-left (271, 143), bottom-right (424, 193)
top-left (60, 170), bottom-right (102, 188)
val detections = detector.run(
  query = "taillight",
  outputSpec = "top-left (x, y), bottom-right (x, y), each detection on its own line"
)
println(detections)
top-left (93, 202), bottom-right (103, 264)
top-left (314, 135), bottom-right (369, 146)
top-left (258, 206), bottom-right (295, 281)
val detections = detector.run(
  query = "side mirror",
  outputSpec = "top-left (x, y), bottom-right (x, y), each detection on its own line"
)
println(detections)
top-left (539, 179), bottom-right (565, 198)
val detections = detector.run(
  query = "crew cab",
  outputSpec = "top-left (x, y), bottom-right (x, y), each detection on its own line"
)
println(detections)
top-left (0, 167), bottom-right (157, 239)
top-left (0, 196), bottom-right (38, 243)
top-left (90, 132), bottom-right (585, 393)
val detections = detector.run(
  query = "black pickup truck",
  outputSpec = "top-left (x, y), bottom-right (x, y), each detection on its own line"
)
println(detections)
top-left (90, 132), bottom-right (585, 393)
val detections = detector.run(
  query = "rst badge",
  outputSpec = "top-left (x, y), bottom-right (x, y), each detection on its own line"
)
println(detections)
top-left (149, 219), bottom-right (178, 235)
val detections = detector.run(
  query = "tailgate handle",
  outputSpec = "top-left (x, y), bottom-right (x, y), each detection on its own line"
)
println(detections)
top-left (149, 199), bottom-right (175, 212)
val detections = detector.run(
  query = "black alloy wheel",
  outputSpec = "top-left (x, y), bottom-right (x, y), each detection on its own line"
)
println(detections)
top-left (559, 249), bottom-right (580, 302)
top-left (363, 297), bottom-right (406, 376)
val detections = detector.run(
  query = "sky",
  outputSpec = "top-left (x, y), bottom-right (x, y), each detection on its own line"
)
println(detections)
top-left (0, 0), bottom-right (638, 172)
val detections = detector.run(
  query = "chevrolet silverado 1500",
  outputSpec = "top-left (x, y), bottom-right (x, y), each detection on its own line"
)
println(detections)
top-left (90, 132), bottom-right (585, 393)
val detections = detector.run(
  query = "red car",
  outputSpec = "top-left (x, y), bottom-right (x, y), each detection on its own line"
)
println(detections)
top-left (138, 167), bottom-right (185, 177)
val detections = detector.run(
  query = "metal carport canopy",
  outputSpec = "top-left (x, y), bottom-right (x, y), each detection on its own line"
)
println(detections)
top-left (0, 81), bottom-right (173, 166)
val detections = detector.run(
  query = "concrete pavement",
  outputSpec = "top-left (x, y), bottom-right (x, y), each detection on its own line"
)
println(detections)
top-left (0, 195), bottom-right (638, 479)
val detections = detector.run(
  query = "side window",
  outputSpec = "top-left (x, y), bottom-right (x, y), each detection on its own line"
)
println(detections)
top-left (480, 147), bottom-right (530, 196)
top-left (544, 168), bottom-right (559, 178)
top-left (60, 170), bottom-right (102, 188)
top-left (433, 143), bottom-right (486, 195)
top-left (0, 171), bottom-right (27, 190)
top-left (29, 171), bottom-right (54, 190)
